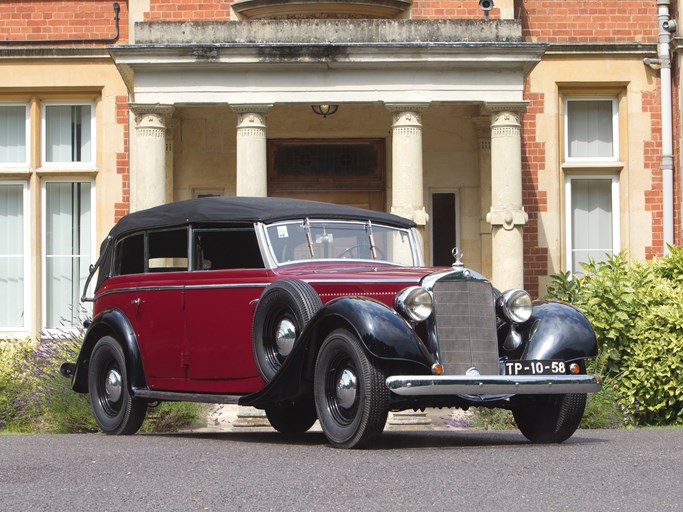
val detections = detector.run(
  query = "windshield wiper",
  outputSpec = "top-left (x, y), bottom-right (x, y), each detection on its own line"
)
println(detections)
top-left (303, 218), bottom-right (315, 258)
top-left (366, 221), bottom-right (378, 260)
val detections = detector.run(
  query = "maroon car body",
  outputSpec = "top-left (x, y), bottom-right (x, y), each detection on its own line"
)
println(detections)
top-left (63, 196), bottom-right (601, 448)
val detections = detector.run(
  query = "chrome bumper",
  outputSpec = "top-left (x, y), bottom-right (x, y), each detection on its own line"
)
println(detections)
top-left (386, 374), bottom-right (602, 396)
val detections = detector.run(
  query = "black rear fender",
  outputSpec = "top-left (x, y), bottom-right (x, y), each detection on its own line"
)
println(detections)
top-left (72, 309), bottom-right (146, 393)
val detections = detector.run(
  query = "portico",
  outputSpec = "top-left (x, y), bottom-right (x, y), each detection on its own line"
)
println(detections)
top-left (111, 19), bottom-right (545, 290)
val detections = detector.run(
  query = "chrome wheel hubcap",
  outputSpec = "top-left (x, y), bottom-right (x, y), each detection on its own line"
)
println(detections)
top-left (275, 318), bottom-right (297, 357)
top-left (336, 368), bottom-right (358, 409)
top-left (105, 369), bottom-right (123, 403)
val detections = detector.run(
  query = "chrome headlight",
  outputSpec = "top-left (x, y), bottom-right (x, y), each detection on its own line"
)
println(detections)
top-left (395, 286), bottom-right (433, 322)
top-left (497, 289), bottom-right (533, 324)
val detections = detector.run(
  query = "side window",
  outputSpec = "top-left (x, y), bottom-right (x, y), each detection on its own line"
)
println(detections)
top-left (148, 228), bottom-right (189, 271)
top-left (194, 228), bottom-right (264, 270)
top-left (116, 234), bottom-right (145, 276)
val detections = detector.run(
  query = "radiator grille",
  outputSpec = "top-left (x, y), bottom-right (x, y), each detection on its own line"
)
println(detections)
top-left (432, 279), bottom-right (499, 375)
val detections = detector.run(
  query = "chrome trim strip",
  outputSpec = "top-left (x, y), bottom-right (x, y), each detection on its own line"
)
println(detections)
top-left (276, 259), bottom-right (407, 268)
top-left (93, 282), bottom-right (270, 300)
top-left (302, 278), bottom-right (419, 284)
top-left (132, 388), bottom-right (244, 404)
top-left (386, 374), bottom-right (602, 396)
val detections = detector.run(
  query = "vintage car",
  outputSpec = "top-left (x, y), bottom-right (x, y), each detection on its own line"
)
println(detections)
top-left (62, 196), bottom-right (601, 448)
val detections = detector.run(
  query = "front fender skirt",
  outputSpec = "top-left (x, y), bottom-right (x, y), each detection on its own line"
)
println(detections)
top-left (240, 296), bottom-right (433, 408)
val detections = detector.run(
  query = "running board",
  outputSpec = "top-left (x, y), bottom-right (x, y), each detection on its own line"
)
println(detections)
top-left (132, 387), bottom-right (244, 405)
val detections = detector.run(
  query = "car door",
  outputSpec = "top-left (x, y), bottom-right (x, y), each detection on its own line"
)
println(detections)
top-left (182, 227), bottom-right (270, 392)
top-left (107, 229), bottom-right (189, 389)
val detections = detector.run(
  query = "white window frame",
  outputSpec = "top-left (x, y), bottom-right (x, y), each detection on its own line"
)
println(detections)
top-left (564, 173), bottom-right (620, 273)
top-left (41, 178), bottom-right (96, 331)
top-left (429, 189), bottom-right (461, 266)
top-left (564, 96), bottom-right (619, 163)
top-left (0, 102), bottom-right (30, 168)
top-left (0, 180), bottom-right (30, 335)
top-left (40, 100), bottom-right (96, 168)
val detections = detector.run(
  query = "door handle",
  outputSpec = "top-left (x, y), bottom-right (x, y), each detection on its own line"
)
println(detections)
top-left (131, 298), bottom-right (141, 306)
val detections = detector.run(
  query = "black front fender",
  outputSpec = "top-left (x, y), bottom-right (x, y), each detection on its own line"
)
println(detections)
top-left (519, 301), bottom-right (598, 363)
top-left (71, 308), bottom-right (146, 393)
top-left (307, 297), bottom-right (433, 366)
top-left (240, 296), bottom-right (433, 408)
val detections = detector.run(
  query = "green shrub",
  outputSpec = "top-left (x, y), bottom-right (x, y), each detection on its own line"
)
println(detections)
top-left (141, 401), bottom-right (210, 433)
top-left (1, 332), bottom-right (206, 433)
top-left (545, 250), bottom-right (683, 426)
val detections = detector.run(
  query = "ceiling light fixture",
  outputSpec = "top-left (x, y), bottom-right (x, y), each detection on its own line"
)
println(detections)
top-left (311, 104), bottom-right (339, 118)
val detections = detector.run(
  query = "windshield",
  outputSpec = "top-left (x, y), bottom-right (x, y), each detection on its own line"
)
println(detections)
top-left (265, 220), bottom-right (417, 266)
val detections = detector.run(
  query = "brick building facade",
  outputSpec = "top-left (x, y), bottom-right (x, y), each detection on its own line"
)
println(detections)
top-left (0, 0), bottom-right (680, 337)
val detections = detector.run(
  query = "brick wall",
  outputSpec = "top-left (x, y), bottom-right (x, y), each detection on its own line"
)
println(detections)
top-left (411, 0), bottom-right (500, 20)
top-left (521, 82), bottom-right (547, 297)
top-left (0, 1), bottom-right (129, 44)
top-left (115, 95), bottom-right (130, 222)
top-left (643, 87), bottom-right (665, 259)
top-left (145, 0), bottom-right (233, 21)
top-left (518, 0), bottom-right (658, 43)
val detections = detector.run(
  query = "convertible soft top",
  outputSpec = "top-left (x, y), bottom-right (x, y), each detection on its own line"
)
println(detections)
top-left (108, 196), bottom-right (416, 239)
top-left (90, 196), bottom-right (416, 290)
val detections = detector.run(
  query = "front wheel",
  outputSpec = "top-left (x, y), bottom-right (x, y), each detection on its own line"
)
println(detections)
top-left (314, 329), bottom-right (389, 449)
top-left (88, 336), bottom-right (147, 435)
top-left (512, 393), bottom-right (586, 444)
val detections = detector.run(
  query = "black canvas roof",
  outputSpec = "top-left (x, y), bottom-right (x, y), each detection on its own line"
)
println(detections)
top-left (90, 197), bottom-right (415, 291)
top-left (108, 196), bottom-right (415, 239)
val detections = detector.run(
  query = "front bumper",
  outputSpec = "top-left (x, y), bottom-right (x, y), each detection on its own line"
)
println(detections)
top-left (386, 374), bottom-right (602, 396)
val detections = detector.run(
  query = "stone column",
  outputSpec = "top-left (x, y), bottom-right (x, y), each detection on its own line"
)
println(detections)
top-left (129, 103), bottom-right (174, 212)
top-left (231, 105), bottom-right (272, 197)
top-left (474, 116), bottom-right (493, 278)
top-left (386, 104), bottom-right (429, 226)
top-left (485, 103), bottom-right (528, 291)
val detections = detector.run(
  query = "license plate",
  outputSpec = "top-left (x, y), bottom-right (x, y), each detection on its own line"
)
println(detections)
top-left (504, 360), bottom-right (566, 376)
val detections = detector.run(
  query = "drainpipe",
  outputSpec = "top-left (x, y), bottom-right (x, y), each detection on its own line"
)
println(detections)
top-left (657, 0), bottom-right (676, 253)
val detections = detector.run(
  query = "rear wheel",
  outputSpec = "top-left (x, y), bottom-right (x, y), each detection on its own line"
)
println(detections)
top-left (512, 393), bottom-right (586, 443)
top-left (88, 336), bottom-right (147, 435)
top-left (314, 329), bottom-right (389, 449)
top-left (265, 401), bottom-right (318, 434)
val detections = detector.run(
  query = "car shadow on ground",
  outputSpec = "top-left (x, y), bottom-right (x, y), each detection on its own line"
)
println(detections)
top-left (153, 429), bottom-right (607, 450)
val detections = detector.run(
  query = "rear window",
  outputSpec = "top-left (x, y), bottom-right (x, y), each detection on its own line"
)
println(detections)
top-left (114, 228), bottom-right (188, 275)
top-left (114, 226), bottom-right (264, 275)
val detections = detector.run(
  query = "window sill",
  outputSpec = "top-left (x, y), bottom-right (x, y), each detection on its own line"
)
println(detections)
top-left (0, 330), bottom-right (30, 340)
top-left (36, 166), bottom-right (99, 176)
top-left (0, 168), bottom-right (32, 178)
top-left (561, 161), bottom-right (624, 172)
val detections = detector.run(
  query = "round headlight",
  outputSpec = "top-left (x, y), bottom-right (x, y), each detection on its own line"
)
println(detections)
top-left (497, 289), bottom-right (533, 324)
top-left (395, 286), bottom-right (433, 322)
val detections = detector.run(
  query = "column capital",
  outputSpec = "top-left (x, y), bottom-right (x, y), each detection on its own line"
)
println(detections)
top-left (385, 102), bottom-right (430, 113)
top-left (230, 104), bottom-right (273, 115)
top-left (483, 101), bottom-right (528, 114)
top-left (129, 103), bottom-right (174, 127)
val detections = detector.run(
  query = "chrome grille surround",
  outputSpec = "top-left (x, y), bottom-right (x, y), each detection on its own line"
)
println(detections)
top-left (429, 276), bottom-right (499, 376)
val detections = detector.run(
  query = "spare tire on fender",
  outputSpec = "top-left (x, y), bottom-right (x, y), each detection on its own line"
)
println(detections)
top-left (252, 278), bottom-right (322, 383)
